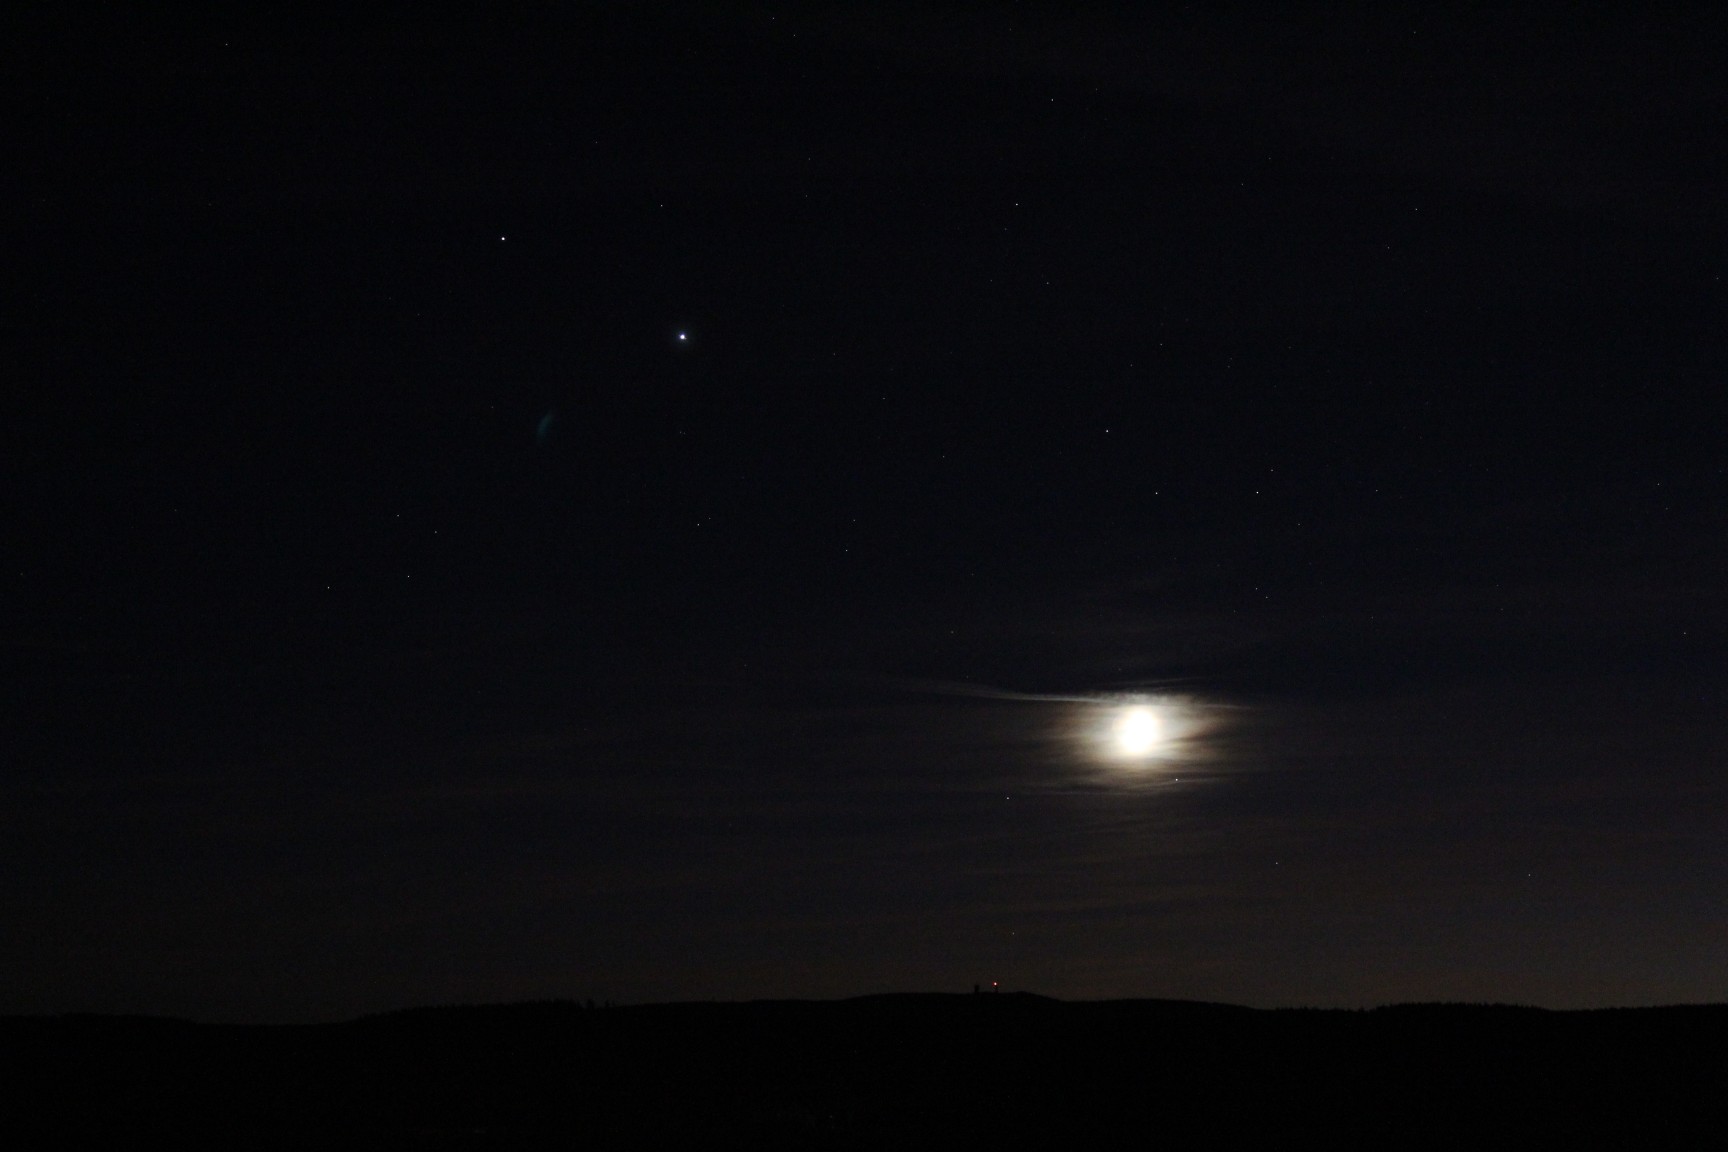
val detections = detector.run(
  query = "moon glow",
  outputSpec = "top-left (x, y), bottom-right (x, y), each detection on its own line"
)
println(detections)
top-left (1113, 705), bottom-right (1164, 758)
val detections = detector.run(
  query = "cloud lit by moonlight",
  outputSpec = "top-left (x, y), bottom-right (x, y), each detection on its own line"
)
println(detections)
top-left (891, 679), bottom-right (1220, 777)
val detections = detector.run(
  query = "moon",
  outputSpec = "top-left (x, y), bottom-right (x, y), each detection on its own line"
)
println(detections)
top-left (1112, 705), bottom-right (1164, 758)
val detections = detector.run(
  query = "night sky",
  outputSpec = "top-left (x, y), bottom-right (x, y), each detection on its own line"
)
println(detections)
top-left (7, 4), bottom-right (1727, 1021)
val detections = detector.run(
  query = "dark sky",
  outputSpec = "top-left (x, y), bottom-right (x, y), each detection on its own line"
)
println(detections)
top-left (6, 3), bottom-right (1727, 1021)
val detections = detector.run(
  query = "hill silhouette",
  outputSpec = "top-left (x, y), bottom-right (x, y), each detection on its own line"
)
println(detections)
top-left (5, 995), bottom-right (1723, 1147)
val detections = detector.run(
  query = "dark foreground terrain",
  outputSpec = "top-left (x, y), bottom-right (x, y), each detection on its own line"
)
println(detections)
top-left (4, 995), bottom-right (1723, 1147)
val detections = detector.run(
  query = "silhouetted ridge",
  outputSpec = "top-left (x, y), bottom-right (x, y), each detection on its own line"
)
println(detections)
top-left (5, 998), bottom-right (1724, 1147)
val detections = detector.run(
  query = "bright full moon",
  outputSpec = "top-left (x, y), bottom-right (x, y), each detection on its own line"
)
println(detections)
top-left (1113, 705), bottom-right (1163, 758)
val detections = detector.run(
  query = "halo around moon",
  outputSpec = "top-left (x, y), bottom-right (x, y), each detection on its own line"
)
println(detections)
top-left (1081, 696), bottom-right (1215, 769)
